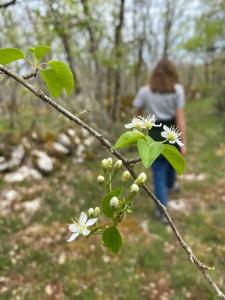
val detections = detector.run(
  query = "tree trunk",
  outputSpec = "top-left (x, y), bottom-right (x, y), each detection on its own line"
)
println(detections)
top-left (163, 0), bottom-right (173, 58)
top-left (111, 0), bottom-right (125, 121)
top-left (60, 32), bottom-right (81, 94)
top-left (80, 0), bottom-right (103, 105)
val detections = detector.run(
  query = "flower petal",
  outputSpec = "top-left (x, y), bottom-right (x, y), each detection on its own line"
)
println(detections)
top-left (176, 139), bottom-right (184, 147)
top-left (168, 140), bottom-right (176, 144)
top-left (161, 131), bottom-right (168, 138)
top-left (68, 224), bottom-right (79, 233)
top-left (67, 232), bottom-right (79, 242)
top-left (86, 218), bottom-right (98, 227)
top-left (125, 123), bottom-right (133, 129)
top-left (82, 228), bottom-right (90, 236)
top-left (79, 212), bottom-right (87, 225)
top-left (163, 125), bottom-right (170, 132)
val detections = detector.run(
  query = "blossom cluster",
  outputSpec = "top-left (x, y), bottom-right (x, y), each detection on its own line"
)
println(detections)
top-left (125, 115), bottom-right (184, 147)
top-left (67, 157), bottom-right (147, 246)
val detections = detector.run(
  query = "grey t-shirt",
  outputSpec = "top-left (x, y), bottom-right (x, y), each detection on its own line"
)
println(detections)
top-left (133, 84), bottom-right (185, 120)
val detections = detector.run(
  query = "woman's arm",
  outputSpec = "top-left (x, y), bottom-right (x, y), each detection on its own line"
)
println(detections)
top-left (176, 108), bottom-right (186, 155)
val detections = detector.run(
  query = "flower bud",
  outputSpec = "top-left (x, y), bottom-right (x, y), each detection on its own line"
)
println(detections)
top-left (130, 183), bottom-right (139, 194)
top-left (101, 159), bottom-right (108, 169)
top-left (110, 196), bottom-right (119, 209)
top-left (97, 175), bottom-right (105, 184)
top-left (107, 157), bottom-right (113, 168)
top-left (135, 172), bottom-right (147, 185)
top-left (94, 207), bottom-right (100, 216)
top-left (88, 208), bottom-right (95, 216)
top-left (114, 159), bottom-right (122, 169)
top-left (122, 170), bottom-right (131, 182)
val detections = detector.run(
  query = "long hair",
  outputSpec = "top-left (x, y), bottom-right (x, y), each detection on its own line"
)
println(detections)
top-left (150, 58), bottom-right (179, 93)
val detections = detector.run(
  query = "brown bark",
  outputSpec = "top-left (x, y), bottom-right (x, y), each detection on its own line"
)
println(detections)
top-left (163, 0), bottom-right (173, 58)
top-left (111, 0), bottom-right (125, 121)
top-left (80, 0), bottom-right (103, 104)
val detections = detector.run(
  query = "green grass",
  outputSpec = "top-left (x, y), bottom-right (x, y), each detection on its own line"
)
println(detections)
top-left (0, 98), bottom-right (225, 299)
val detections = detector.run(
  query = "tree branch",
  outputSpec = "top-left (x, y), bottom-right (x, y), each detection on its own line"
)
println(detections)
top-left (0, 0), bottom-right (16, 9)
top-left (0, 64), bottom-right (224, 299)
top-left (22, 68), bottom-right (38, 80)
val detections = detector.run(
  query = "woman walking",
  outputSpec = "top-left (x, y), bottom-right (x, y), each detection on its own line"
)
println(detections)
top-left (133, 58), bottom-right (186, 223)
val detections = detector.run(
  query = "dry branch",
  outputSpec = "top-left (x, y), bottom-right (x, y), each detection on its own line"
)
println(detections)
top-left (0, 64), bottom-right (224, 299)
top-left (0, 0), bottom-right (17, 9)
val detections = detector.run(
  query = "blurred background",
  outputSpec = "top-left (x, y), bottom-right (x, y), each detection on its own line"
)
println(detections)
top-left (0, 0), bottom-right (225, 299)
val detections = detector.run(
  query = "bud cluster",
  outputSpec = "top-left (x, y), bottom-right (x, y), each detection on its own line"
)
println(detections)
top-left (88, 206), bottom-right (101, 217)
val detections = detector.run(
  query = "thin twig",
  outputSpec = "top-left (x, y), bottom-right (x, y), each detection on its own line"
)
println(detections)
top-left (0, 0), bottom-right (16, 9)
top-left (22, 68), bottom-right (38, 80)
top-left (0, 64), bottom-right (224, 299)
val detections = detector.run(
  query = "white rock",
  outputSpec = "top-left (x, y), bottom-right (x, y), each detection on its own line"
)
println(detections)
top-left (74, 137), bottom-right (81, 144)
top-left (0, 156), bottom-right (6, 163)
top-left (32, 150), bottom-right (54, 173)
top-left (57, 133), bottom-right (72, 147)
top-left (53, 142), bottom-right (70, 155)
top-left (180, 173), bottom-right (207, 181)
top-left (4, 166), bottom-right (42, 183)
top-left (11, 144), bottom-right (25, 162)
top-left (169, 199), bottom-right (187, 211)
top-left (0, 145), bottom-right (25, 172)
top-left (22, 198), bottom-right (41, 213)
top-left (3, 190), bottom-right (19, 202)
top-left (84, 136), bottom-right (95, 146)
top-left (76, 144), bottom-right (85, 156)
top-left (67, 128), bottom-right (76, 137)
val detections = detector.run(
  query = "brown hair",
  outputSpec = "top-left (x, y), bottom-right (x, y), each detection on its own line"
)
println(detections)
top-left (150, 58), bottom-right (179, 93)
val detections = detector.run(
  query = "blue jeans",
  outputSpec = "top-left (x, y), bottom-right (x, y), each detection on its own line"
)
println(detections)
top-left (151, 156), bottom-right (176, 208)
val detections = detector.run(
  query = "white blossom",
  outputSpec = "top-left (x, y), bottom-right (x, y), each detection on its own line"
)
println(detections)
top-left (124, 117), bottom-right (145, 130)
top-left (140, 114), bottom-right (162, 129)
top-left (161, 125), bottom-right (184, 147)
top-left (67, 212), bottom-right (98, 242)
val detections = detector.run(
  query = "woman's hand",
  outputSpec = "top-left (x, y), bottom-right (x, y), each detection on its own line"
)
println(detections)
top-left (180, 145), bottom-right (186, 156)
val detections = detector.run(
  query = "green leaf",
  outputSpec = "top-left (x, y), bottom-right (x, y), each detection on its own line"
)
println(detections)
top-left (29, 45), bottom-right (50, 62)
top-left (162, 144), bottom-right (186, 175)
top-left (40, 60), bottom-right (74, 97)
top-left (115, 131), bottom-right (145, 149)
top-left (103, 226), bottom-right (122, 253)
top-left (48, 60), bottom-right (74, 96)
top-left (137, 139), bottom-right (163, 168)
top-left (0, 48), bottom-right (25, 65)
top-left (40, 69), bottom-right (63, 98)
top-left (102, 187), bottom-right (122, 218)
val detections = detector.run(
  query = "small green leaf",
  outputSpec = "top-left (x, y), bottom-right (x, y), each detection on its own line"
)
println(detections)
top-left (40, 69), bottom-right (63, 98)
top-left (0, 48), bottom-right (25, 64)
top-left (162, 144), bottom-right (186, 175)
top-left (40, 60), bottom-right (74, 97)
top-left (29, 45), bottom-right (50, 62)
top-left (102, 187), bottom-right (122, 218)
top-left (48, 60), bottom-right (74, 96)
top-left (146, 135), bottom-right (154, 144)
top-left (137, 139), bottom-right (163, 168)
top-left (115, 131), bottom-right (145, 149)
top-left (103, 226), bottom-right (122, 253)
